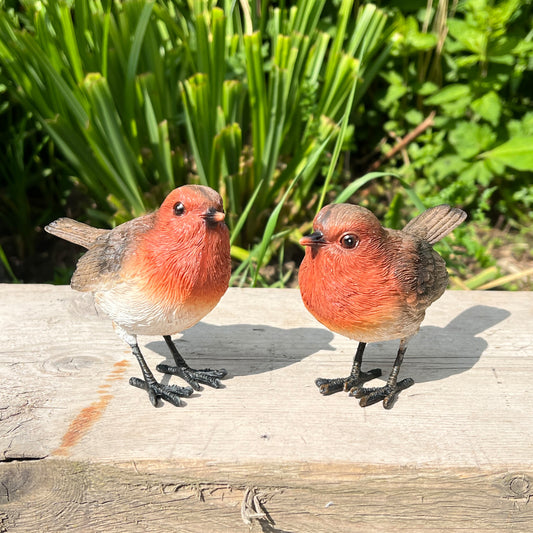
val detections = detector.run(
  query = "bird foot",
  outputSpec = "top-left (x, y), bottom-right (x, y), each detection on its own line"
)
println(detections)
top-left (129, 377), bottom-right (193, 407)
top-left (315, 368), bottom-right (382, 395)
top-left (350, 377), bottom-right (415, 409)
top-left (156, 364), bottom-right (227, 391)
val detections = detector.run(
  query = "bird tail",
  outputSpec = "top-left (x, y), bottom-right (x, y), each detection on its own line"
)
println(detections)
top-left (45, 218), bottom-right (107, 249)
top-left (403, 204), bottom-right (467, 245)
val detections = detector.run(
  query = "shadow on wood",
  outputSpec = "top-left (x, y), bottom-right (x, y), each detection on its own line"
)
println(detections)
top-left (147, 323), bottom-right (335, 378)
top-left (359, 304), bottom-right (512, 384)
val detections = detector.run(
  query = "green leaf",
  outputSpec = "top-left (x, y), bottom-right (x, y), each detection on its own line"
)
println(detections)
top-left (471, 91), bottom-right (502, 126)
top-left (507, 112), bottom-right (533, 138)
top-left (157, 120), bottom-right (174, 188)
top-left (405, 109), bottom-right (424, 125)
top-left (480, 136), bottom-right (533, 171)
top-left (447, 19), bottom-right (486, 56)
top-left (461, 160), bottom-right (495, 187)
top-left (449, 122), bottom-right (496, 159)
top-left (243, 31), bottom-right (269, 188)
top-left (427, 155), bottom-right (470, 181)
top-left (417, 81), bottom-right (438, 96)
top-left (58, 3), bottom-right (84, 84)
top-left (0, 244), bottom-right (19, 282)
top-left (83, 73), bottom-right (146, 213)
top-left (317, 63), bottom-right (358, 211)
top-left (399, 15), bottom-right (438, 52)
top-left (229, 179), bottom-right (264, 247)
top-left (440, 97), bottom-right (472, 119)
top-left (252, 130), bottom-right (335, 285)
top-left (484, 157), bottom-right (506, 176)
top-left (143, 87), bottom-right (159, 144)
top-left (424, 84), bottom-right (471, 106)
top-left (380, 83), bottom-right (408, 109)
top-left (218, 123), bottom-right (242, 177)
top-left (334, 172), bottom-right (425, 212)
top-left (124, 2), bottom-right (154, 136)
top-left (335, 172), bottom-right (397, 204)
top-left (251, 176), bottom-right (297, 286)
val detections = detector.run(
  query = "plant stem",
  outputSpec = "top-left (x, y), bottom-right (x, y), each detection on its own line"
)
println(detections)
top-left (368, 111), bottom-right (436, 171)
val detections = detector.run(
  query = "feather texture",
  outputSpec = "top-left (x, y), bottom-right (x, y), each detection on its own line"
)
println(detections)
top-left (45, 218), bottom-right (108, 248)
top-left (403, 204), bottom-right (467, 245)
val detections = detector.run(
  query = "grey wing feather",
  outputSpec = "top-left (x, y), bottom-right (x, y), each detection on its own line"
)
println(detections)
top-left (413, 242), bottom-right (449, 307)
top-left (45, 218), bottom-right (108, 249)
top-left (393, 238), bottom-right (449, 308)
top-left (403, 205), bottom-right (467, 245)
top-left (70, 214), bottom-right (155, 292)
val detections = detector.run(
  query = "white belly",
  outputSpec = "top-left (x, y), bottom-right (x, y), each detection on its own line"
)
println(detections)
top-left (94, 284), bottom-right (215, 336)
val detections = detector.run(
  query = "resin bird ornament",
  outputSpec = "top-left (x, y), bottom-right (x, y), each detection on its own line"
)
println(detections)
top-left (298, 202), bottom-right (466, 408)
top-left (46, 184), bottom-right (231, 407)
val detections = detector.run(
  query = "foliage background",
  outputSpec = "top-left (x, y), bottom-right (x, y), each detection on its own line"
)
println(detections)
top-left (0, 0), bottom-right (532, 289)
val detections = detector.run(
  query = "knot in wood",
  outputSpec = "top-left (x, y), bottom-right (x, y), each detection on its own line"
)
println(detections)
top-left (509, 474), bottom-right (531, 497)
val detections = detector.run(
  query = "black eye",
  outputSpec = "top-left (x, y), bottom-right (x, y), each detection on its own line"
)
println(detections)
top-left (173, 202), bottom-right (185, 216)
top-left (340, 234), bottom-right (359, 249)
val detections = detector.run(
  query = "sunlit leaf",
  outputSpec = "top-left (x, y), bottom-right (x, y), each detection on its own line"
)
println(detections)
top-left (480, 136), bottom-right (533, 171)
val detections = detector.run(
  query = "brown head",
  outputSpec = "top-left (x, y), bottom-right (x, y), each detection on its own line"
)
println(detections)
top-left (155, 184), bottom-right (227, 232)
top-left (300, 203), bottom-right (387, 263)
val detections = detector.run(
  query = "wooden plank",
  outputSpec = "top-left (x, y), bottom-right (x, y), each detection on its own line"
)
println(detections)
top-left (1, 460), bottom-right (532, 532)
top-left (1, 284), bottom-right (533, 531)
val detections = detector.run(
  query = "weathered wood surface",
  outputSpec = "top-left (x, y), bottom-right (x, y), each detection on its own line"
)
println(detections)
top-left (1, 284), bottom-right (532, 531)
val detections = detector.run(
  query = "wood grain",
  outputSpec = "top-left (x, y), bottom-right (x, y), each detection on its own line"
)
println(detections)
top-left (1, 284), bottom-right (532, 531)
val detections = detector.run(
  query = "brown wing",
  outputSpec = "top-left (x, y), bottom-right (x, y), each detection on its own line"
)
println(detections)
top-left (71, 214), bottom-right (155, 292)
top-left (411, 240), bottom-right (449, 309)
top-left (45, 218), bottom-right (108, 248)
top-left (391, 233), bottom-right (449, 314)
top-left (403, 204), bottom-right (466, 245)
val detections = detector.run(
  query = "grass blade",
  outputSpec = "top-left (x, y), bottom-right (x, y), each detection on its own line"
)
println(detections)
top-left (124, 2), bottom-right (154, 137)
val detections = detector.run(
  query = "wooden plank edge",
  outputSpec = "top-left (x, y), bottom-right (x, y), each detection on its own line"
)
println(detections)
top-left (1, 459), bottom-right (532, 531)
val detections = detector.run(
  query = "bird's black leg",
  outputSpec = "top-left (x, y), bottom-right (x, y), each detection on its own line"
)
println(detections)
top-left (315, 342), bottom-right (382, 395)
top-left (156, 335), bottom-right (227, 390)
top-left (129, 343), bottom-right (193, 407)
top-left (351, 338), bottom-right (414, 409)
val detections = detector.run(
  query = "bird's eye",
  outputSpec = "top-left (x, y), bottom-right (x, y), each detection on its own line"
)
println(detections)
top-left (340, 234), bottom-right (359, 249)
top-left (173, 202), bottom-right (185, 216)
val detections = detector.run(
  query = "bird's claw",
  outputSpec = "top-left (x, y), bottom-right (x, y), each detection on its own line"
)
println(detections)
top-left (350, 377), bottom-right (415, 409)
top-left (315, 377), bottom-right (346, 395)
top-left (156, 364), bottom-right (227, 390)
top-left (129, 376), bottom-right (193, 407)
top-left (343, 368), bottom-right (382, 392)
top-left (315, 368), bottom-right (382, 396)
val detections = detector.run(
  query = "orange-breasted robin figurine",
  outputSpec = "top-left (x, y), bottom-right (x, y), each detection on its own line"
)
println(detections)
top-left (46, 184), bottom-right (231, 407)
top-left (298, 202), bottom-right (466, 408)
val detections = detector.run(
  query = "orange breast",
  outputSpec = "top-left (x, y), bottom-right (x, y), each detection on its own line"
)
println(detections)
top-left (125, 226), bottom-right (231, 312)
top-left (299, 248), bottom-right (406, 342)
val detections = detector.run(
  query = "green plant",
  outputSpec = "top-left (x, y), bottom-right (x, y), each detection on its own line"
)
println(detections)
top-left (0, 0), bottom-right (393, 285)
top-left (367, 0), bottom-right (533, 220)
top-left (0, 0), bottom-right (188, 223)
top-left (0, 86), bottom-right (75, 281)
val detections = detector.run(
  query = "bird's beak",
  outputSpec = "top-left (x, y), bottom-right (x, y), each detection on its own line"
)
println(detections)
top-left (300, 231), bottom-right (326, 247)
top-left (202, 207), bottom-right (226, 227)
